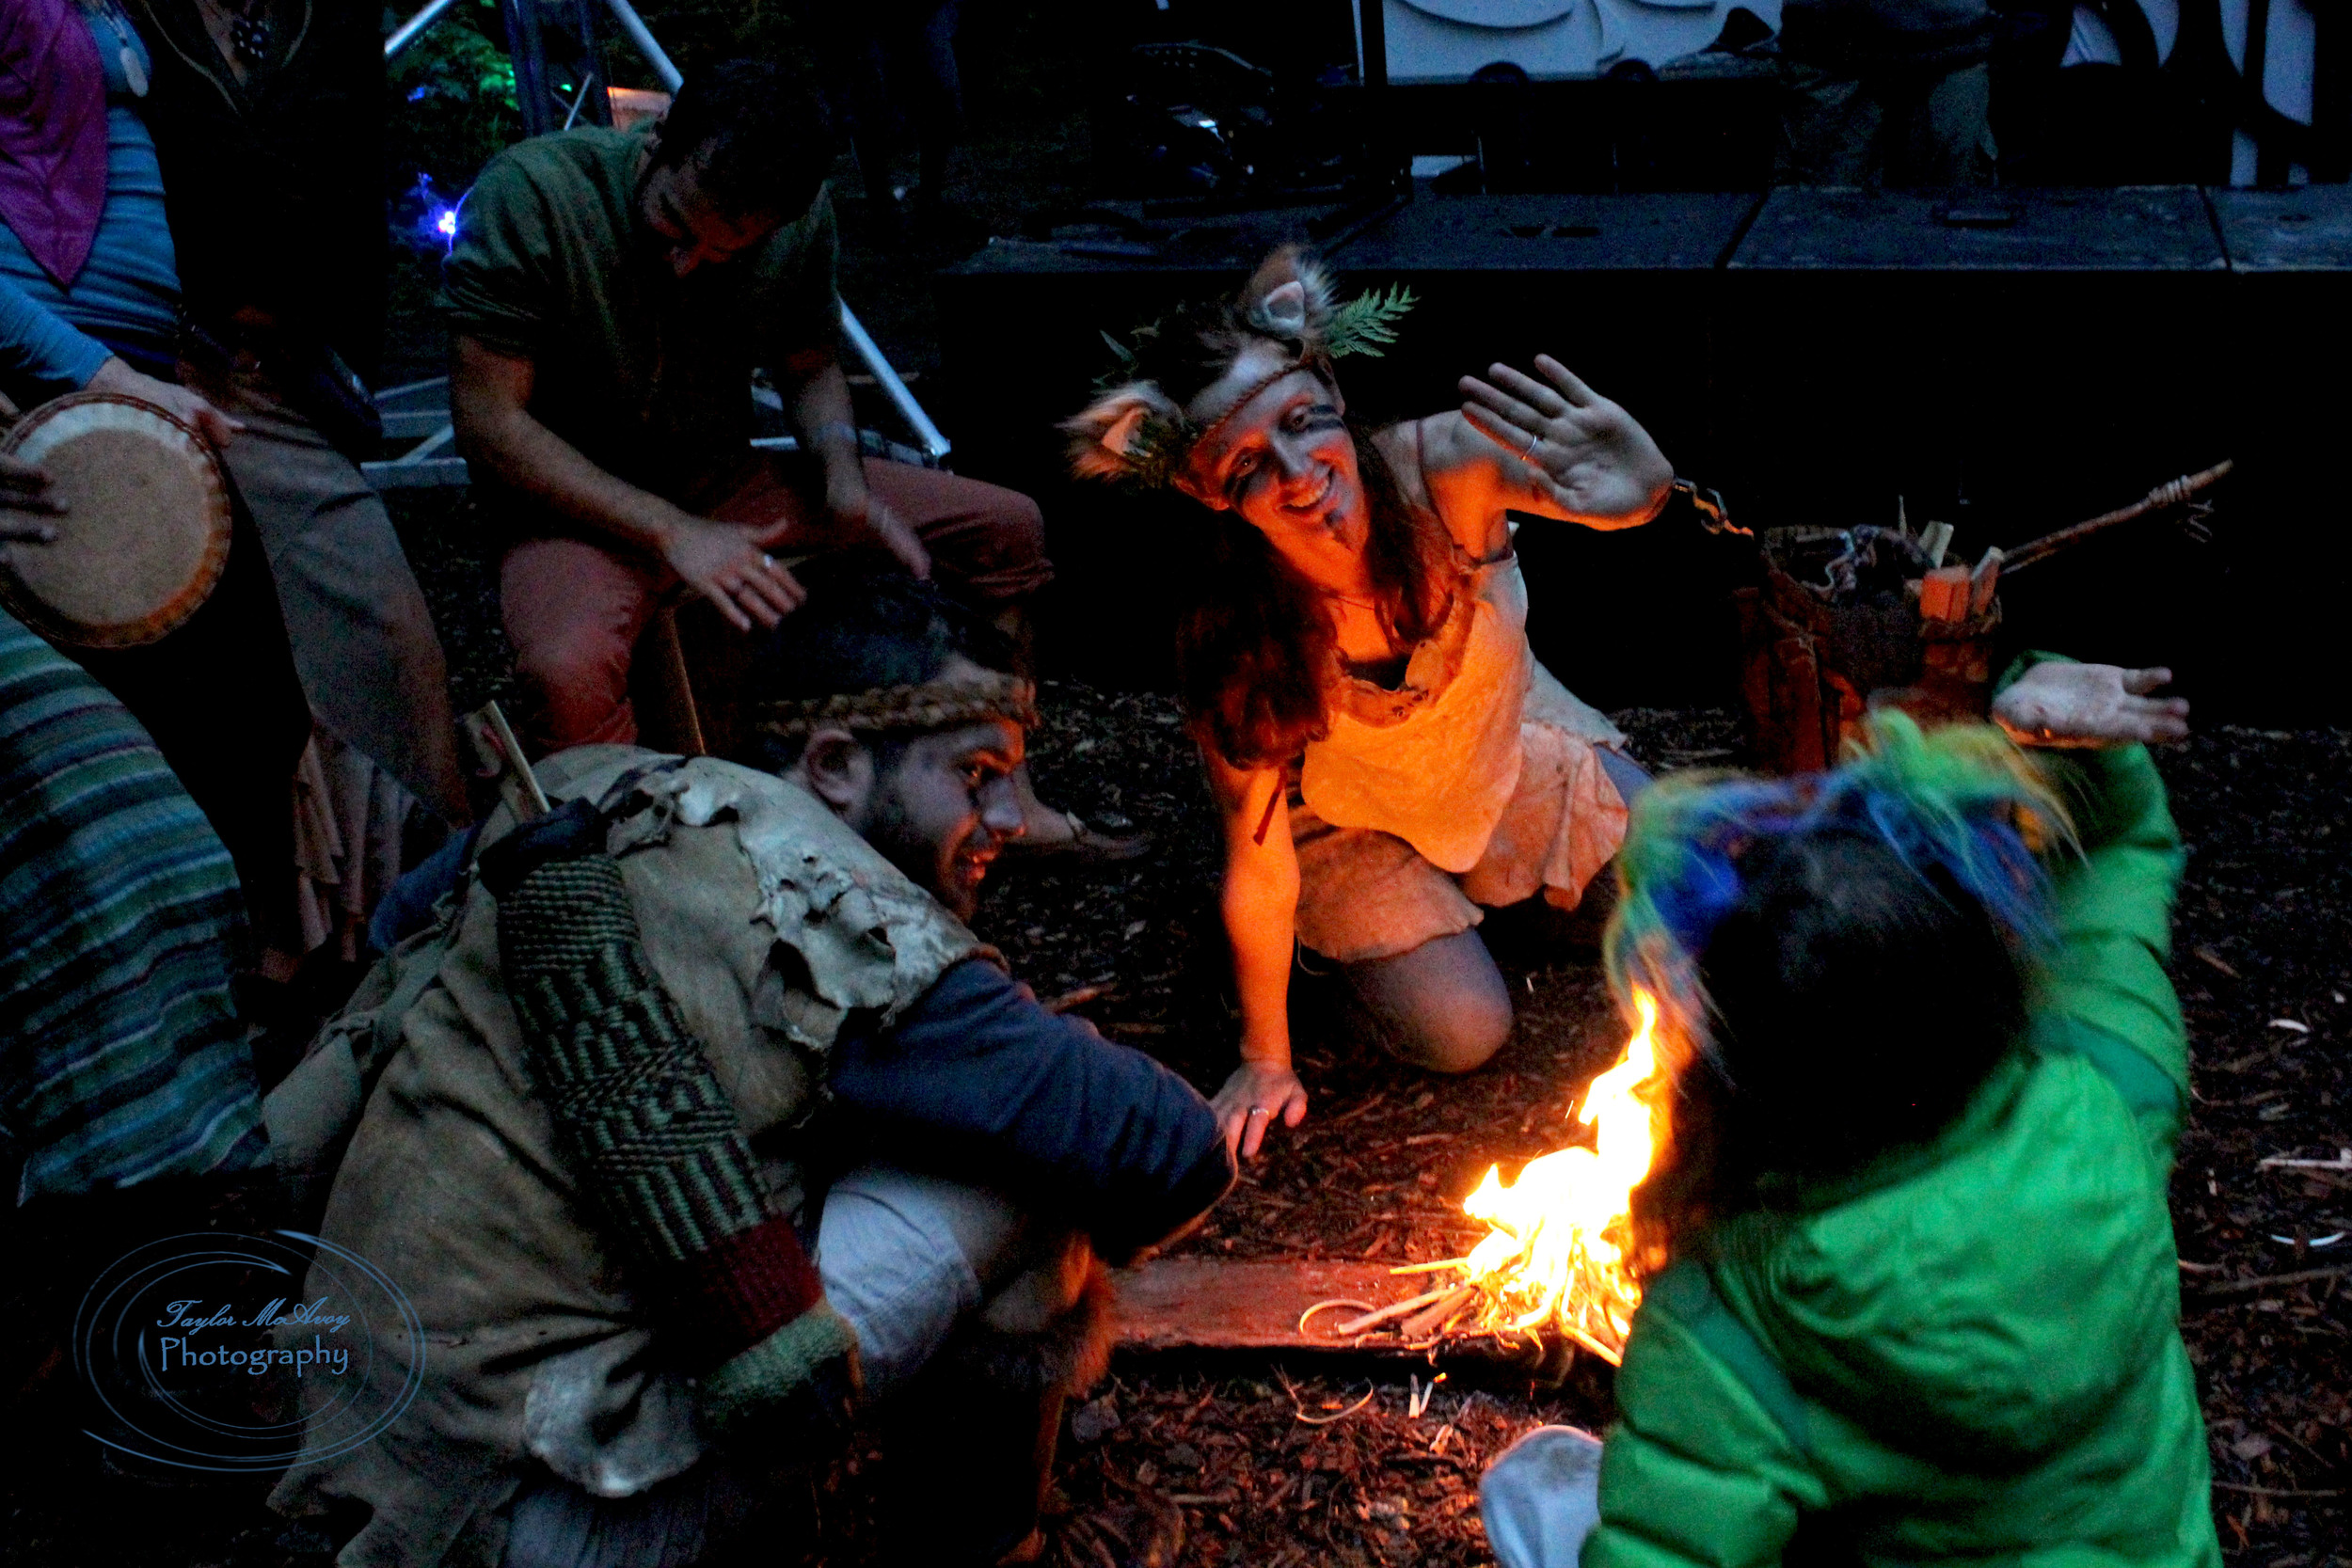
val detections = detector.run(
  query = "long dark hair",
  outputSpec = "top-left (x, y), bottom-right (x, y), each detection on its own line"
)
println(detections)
top-left (1172, 420), bottom-right (1452, 768)
top-left (1128, 282), bottom-right (1454, 768)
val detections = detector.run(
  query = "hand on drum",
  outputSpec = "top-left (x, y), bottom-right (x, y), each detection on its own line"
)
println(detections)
top-left (0, 454), bottom-right (60, 542)
top-left (1458, 356), bottom-right (1673, 524)
top-left (86, 357), bottom-right (244, 451)
top-left (660, 514), bottom-right (809, 632)
top-left (1994, 662), bottom-right (2189, 749)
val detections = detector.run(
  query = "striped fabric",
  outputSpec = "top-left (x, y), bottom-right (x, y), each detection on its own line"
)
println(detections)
top-left (0, 610), bottom-right (267, 1200)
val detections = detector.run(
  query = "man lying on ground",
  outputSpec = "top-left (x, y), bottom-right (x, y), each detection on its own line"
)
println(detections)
top-left (1477, 658), bottom-right (2217, 1568)
top-left (262, 573), bottom-right (1231, 1568)
top-left (447, 56), bottom-right (1134, 857)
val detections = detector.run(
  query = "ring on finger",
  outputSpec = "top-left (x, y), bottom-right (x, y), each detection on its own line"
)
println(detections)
top-left (1522, 430), bottom-right (1541, 460)
top-left (1247, 1105), bottom-right (1270, 1119)
top-left (761, 553), bottom-right (775, 570)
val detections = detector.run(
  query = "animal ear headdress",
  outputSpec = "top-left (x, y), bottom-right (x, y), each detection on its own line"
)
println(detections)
top-left (1602, 712), bottom-right (2073, 1041)
top-left (1062, 245), bottom-right (1416, 490)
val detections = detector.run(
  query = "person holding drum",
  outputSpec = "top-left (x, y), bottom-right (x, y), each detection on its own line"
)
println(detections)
top-left (1063, 247), bottom-right (1673, 1160)
top-left (1, 0), bottom-right (469, 964)
top-left (0, 0), bottom-right (316, 957)
top-left (125, 0), bottom-right (477, 833)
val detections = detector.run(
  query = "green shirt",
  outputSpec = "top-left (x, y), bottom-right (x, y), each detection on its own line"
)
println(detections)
top-left (439, 126), bottom-right (839, 505)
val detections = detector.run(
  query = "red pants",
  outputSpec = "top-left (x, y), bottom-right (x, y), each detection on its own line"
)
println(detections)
top-left (501, 454), bottom-right (1050, 756)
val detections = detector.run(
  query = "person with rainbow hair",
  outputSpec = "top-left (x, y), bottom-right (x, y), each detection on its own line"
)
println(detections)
top-left (1478, 655), bottom-right (2220, 1568)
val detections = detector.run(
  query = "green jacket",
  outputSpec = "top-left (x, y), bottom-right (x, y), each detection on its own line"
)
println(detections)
top-left (1588, 732), bottom-right (2220, 1568)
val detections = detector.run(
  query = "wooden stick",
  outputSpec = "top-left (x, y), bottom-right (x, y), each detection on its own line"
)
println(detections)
top-left (2000, 460), bottom-right (2234, 575)
top-left (2190, 1264), bottom-right (2352, 1295)
top-left (2209, 1481), bottom-right (2345, 1497)
top-left (1559, 1320), bottom-right (1625, 1367)
top-left (1332, 1285), bottom-right (1455, 1336)
top-left (465, 701), bottom-right (551, 820)
top-left (1297, 1298), bottom-right (1379, 1335)
top-left (1043, 981), bottom-right (1117, 1014)
top-left (1398, 1285), bottom-right (1481, 1340)
top-left (642, 608), bottom-right (707, 758)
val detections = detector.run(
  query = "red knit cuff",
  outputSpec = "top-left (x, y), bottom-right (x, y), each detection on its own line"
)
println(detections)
top-left (669, 1213), bottom-right (827, 1366)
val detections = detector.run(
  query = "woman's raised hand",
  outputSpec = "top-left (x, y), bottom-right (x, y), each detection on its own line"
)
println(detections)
top-left (1458, 355), bottom-right (1672, 525)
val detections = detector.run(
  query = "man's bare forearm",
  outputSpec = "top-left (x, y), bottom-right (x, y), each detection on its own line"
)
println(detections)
top-left (787, 354), bottom-right (866, 501)
top-left (449, 334), bottom-right (692, 555)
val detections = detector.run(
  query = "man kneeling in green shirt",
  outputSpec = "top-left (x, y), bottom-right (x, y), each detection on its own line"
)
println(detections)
top-left (1479, 658), bottom-right (2220, 1568)
top-left (446, 60), bottom-right (1132, 856)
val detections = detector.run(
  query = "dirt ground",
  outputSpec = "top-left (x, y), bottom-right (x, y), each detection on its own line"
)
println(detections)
top-left (3, 622), bottom-right (2344, 1568)
top-left (945, 693), bottom-right (2352, 1568)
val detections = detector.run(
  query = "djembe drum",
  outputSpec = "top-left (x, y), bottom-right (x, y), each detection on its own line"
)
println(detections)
top-left (0, 393), bottom-right (231, 648)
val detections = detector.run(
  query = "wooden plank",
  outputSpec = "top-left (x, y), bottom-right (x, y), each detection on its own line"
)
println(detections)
top-left (1113, 1258), bottom-right (1433, 1353)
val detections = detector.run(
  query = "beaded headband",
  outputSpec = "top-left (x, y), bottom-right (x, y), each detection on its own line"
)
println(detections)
top-left (753, 673), bottom-right (1039, 740)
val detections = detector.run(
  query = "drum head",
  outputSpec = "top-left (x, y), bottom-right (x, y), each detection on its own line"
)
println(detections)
top-left (0, 393), bottom-right (231, 649)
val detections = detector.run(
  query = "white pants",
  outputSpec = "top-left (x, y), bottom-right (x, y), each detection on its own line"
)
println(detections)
top-left (816, 1164), bottom-right (1036, 1400)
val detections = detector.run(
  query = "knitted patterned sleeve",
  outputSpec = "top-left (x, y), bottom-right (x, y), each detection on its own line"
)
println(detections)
top-left (480, 799), bottom-right (859, 1438)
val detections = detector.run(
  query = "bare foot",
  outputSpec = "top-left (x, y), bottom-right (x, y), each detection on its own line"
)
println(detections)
top-left (1003, 763), bottom-right (1150, 863)
top-left (1011, 762), bottom-right (1076, 845)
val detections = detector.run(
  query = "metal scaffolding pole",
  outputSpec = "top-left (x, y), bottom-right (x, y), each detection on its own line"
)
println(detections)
top-left (385, 0), bottom-right (461, 60)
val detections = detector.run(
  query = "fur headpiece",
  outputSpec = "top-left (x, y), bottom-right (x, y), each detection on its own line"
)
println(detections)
top-left (1061, 246), bottom-right (1415, 490)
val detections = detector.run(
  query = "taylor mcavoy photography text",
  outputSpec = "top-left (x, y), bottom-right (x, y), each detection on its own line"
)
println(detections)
top-left (154, 1296), bottom-right (355, 1377)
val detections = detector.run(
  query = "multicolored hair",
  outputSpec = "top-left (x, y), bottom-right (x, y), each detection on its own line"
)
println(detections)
top-left (1603, 713), bottom-right (2073, 1041)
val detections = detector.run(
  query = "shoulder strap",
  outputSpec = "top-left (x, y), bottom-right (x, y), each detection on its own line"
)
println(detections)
top-left (1645, 1259), bottom-right (1811, 1454)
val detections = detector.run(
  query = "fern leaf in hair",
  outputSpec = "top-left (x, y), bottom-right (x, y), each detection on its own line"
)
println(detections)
top-left (1325, 285), bottom-right (1419, 359)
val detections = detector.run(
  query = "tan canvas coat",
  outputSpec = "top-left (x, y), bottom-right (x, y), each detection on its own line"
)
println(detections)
top-left (264, 747), bottom-right (980, 1567)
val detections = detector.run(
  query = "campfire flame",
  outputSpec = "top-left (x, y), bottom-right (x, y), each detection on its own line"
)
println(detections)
top-left (1452, 989), bottom-right (1668, 1364)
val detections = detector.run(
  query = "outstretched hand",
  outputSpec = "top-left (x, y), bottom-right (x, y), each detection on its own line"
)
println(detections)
top-left (1458, 355), bottom-right (1672, 525)
top-left (1211, 1058), bottom-right (1309, 1162)
top-left (1994, 662), bottom-right (2190, 749)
